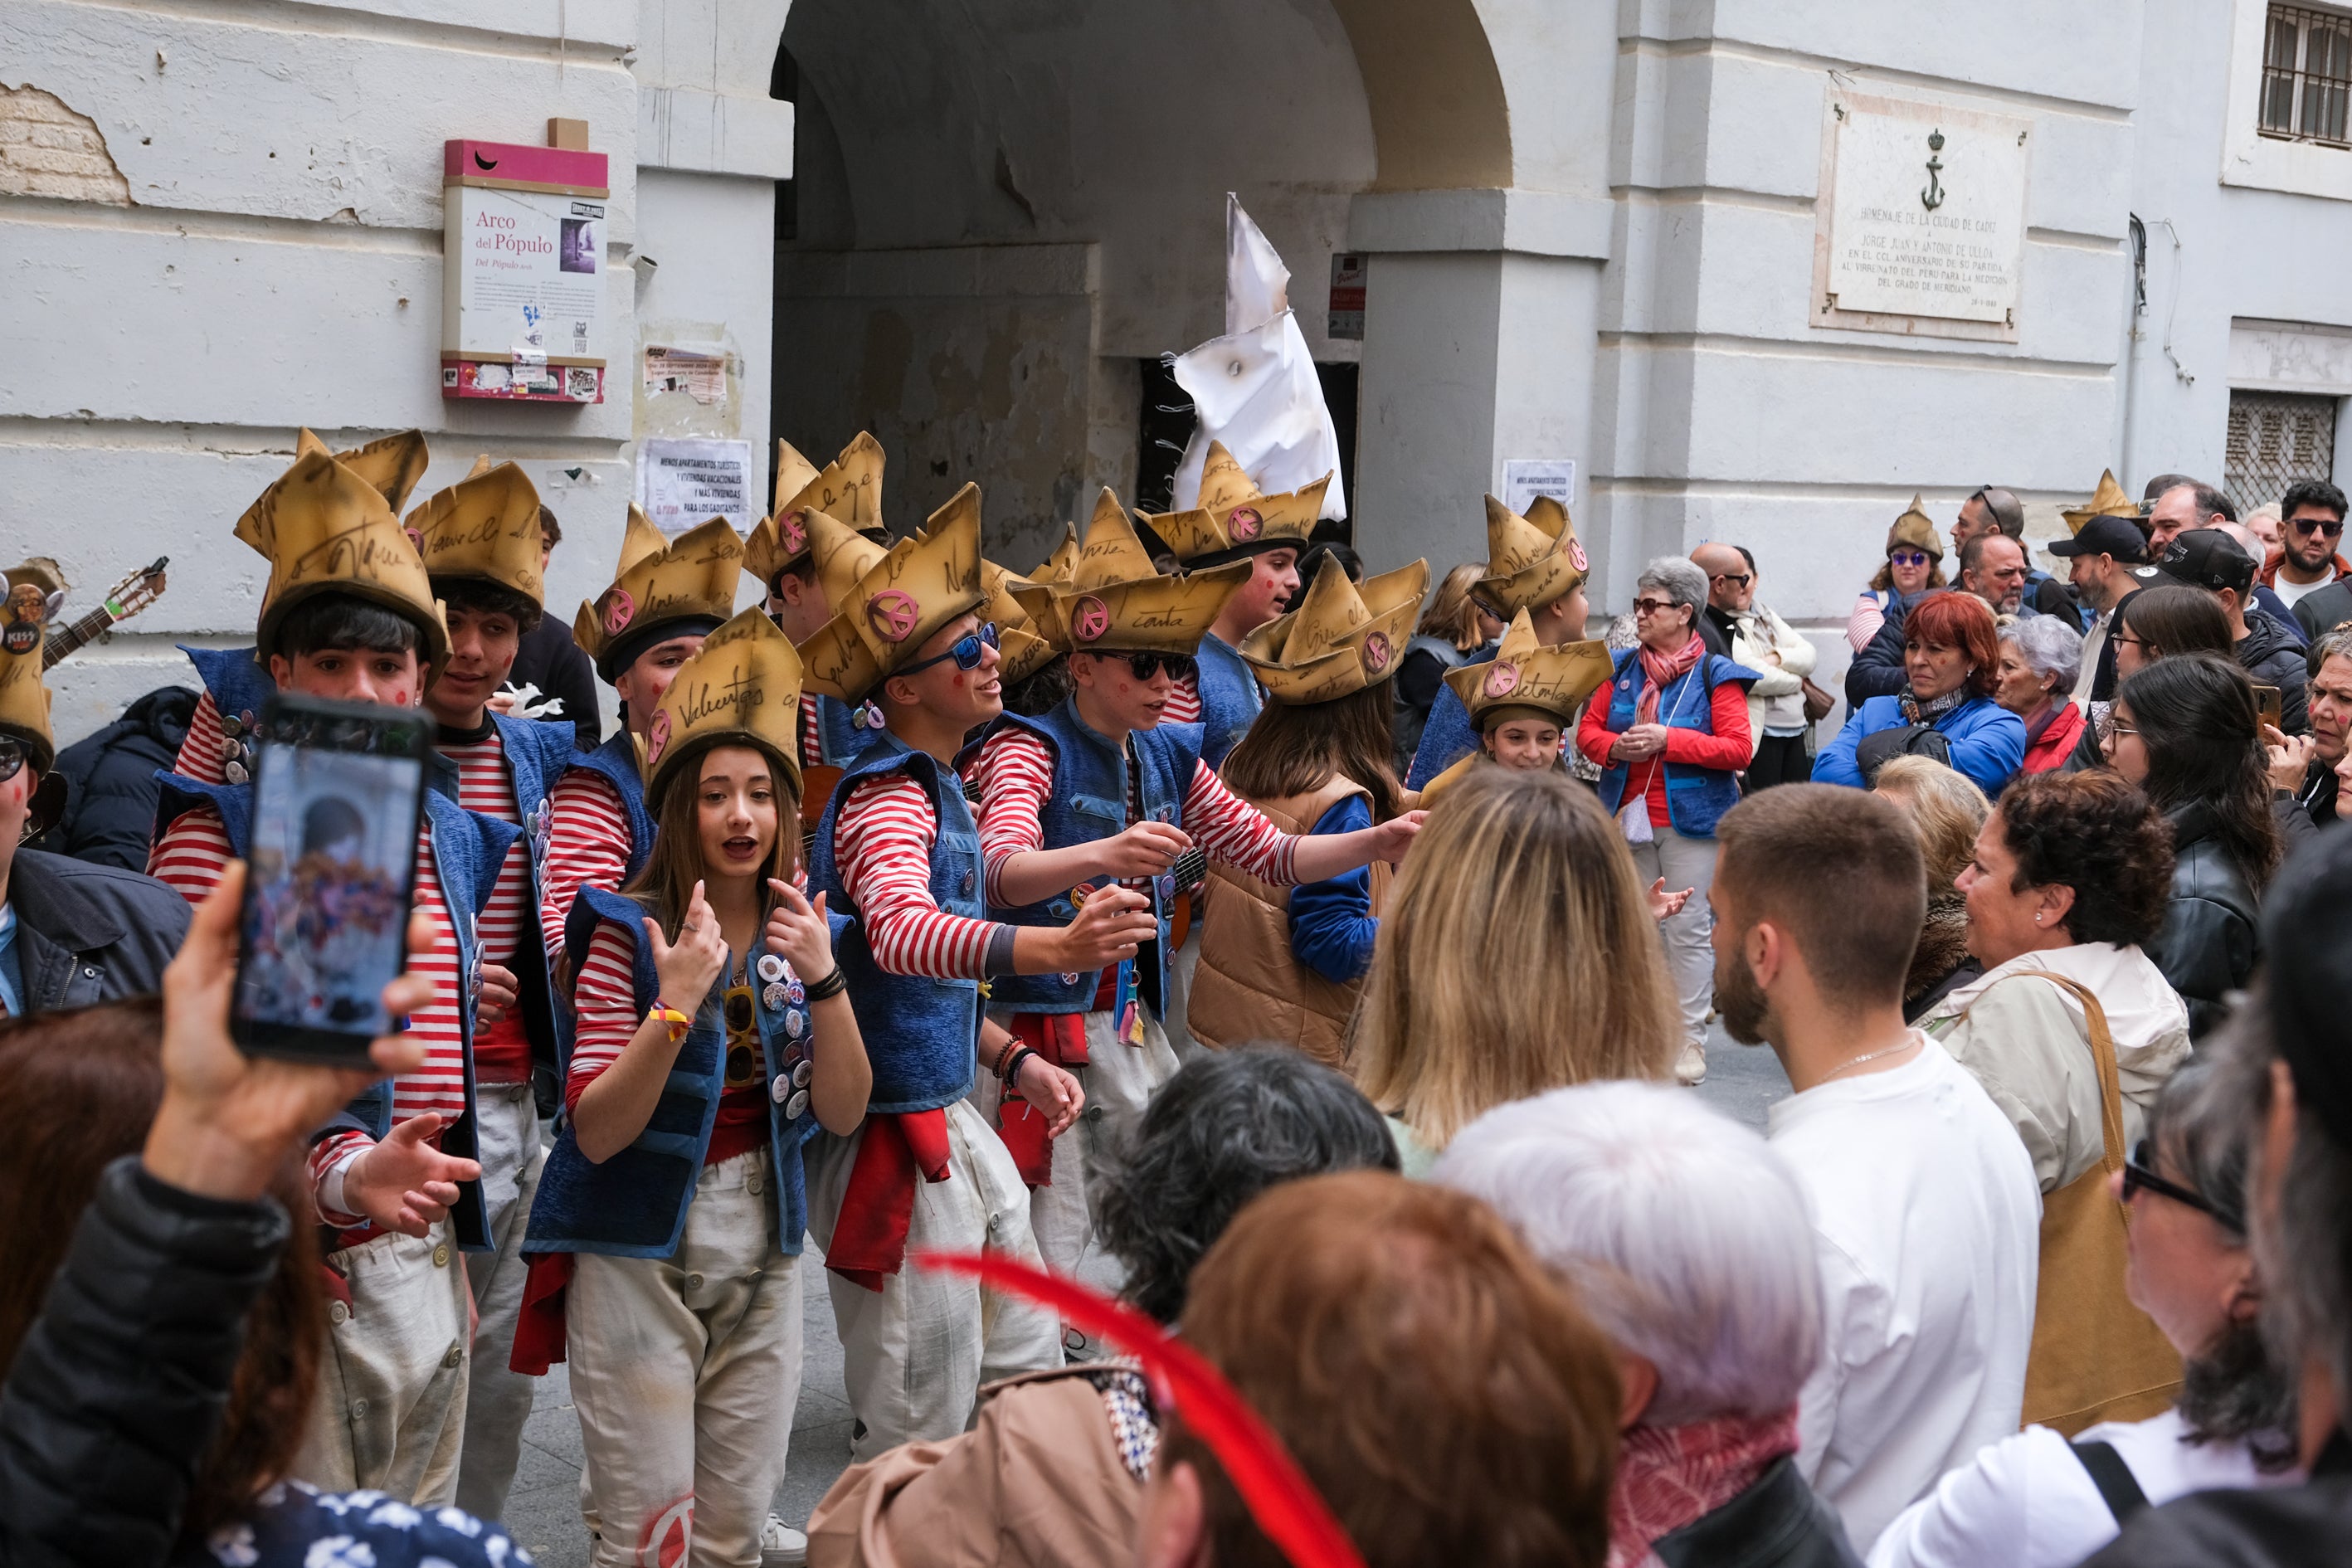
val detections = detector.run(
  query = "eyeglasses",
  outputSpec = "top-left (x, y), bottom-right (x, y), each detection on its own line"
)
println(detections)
top-left (0, 734), bottom-right (23, 783)
top-left (1709, 572), bottom-right (1753, 589)
top-left (2106, 718), bottom-right (2140, 739)
top-left (1888, 549), bottom-right (1935, 569)
top-left (1629, 598), bottom-right (1682, 617)
top-left (2122, 1138), bottom-right (2237, 1230)
top-left (2290, 515), bottom-right (2346, 539)
top-left (898, 621), bottom-right (1000, 677)
top-left (1093, 650), bottom-right (1197, 682)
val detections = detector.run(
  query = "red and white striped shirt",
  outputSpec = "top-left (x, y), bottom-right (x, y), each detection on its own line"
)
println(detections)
top-left (441, 727), bottom-right (533, 1084)
top-left (966, 728), bottom-right (1298, 905)
top-left (172, 690), bottom-right (233, 786)
top-left (833, 774), bottom-right (1002, 978)
top-left (798, 693), bottom-right (826, 768)
top-left (539, 767), bottom-right (633, 965)
top-left (1160, 675), bottom-right (1202, 728)
top-left (568, 918), bottom-right (655, 1108)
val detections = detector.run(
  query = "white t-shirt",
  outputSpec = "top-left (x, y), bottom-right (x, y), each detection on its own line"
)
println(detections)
top-left (1770, 1036), bottom-right (2043, 1551)
top-left (2273, 570), bottom-right (2333, 611)
top-left (1865, 1406), bottom-right (2300, 1568)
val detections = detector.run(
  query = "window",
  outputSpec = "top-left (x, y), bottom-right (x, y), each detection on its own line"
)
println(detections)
top-left (2225, 390), bottom-right (2342, 514)
top-left (2262, 4), bottom-right (2352, 146)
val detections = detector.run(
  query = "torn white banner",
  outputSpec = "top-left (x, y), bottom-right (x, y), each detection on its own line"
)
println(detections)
top-left (1170, 194), bottom-right (1346, 522)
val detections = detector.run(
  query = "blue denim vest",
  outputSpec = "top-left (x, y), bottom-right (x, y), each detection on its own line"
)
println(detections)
top-left (487, 713), bottom-right (582, 1087)
top-left (806, 734), bottom-right (983, 1113)
top-left (1403, 650), bottom-right (1496, 789)
top-left (979, 702), bottom-right (1203, 1015)
top-left (808, 693), bottom-right (879, 767)
top-left (1192, 634), bottom-right (1264, 767)
top-left (181, 645), bottom-right (278, 747)
top-left (1592, 649), bottom-right (1760, 841)
top-left (523, 885), bottom-right (835, 1259)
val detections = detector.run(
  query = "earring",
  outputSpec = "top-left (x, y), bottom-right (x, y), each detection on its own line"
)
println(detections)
top-left (2033, 913), bottom-right (2044, 924)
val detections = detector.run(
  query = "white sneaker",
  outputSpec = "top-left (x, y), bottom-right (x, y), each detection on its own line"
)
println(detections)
top-left (1674, 1042), bottom-right (1707, 1086)
top-left (762, 1517), bottom-right (809, 1566)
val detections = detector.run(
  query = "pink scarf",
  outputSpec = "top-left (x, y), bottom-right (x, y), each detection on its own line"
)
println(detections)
top-left (1607, 1409), bottom-right (1800, 1568)
top-left (1634, 634), bottom-right (1706, 724)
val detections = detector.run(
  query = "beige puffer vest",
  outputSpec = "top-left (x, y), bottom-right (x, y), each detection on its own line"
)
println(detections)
top-left (1188, 774), bottom-right (1394, 1066)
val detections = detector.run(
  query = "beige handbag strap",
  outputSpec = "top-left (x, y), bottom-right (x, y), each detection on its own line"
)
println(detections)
top-left (2018, 971), bottom-right (2130, 1181)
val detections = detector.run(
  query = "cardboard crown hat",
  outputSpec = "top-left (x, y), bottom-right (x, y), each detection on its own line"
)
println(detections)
top-left (798, 485), bottom-right (988, 706)
top-left (746, 431), bottom-right (890, 588)
top-left (1141, 440), bottom-right (1330, 565)
top-left (0, 606), bottom-right (55, 775)
top-left (640, 605), bottom-right (807, 813)
top-left (1444, 608), bottom-right (1615, 733)
top-left (574, 509), bottom-right (746, 682)
top-left (1048, 489), bottom-right (1252, 657)
top-left (289, 427), bottom-right (431, 515)
top-left (2062, 469), bottom-right (2141, 534)
top-left (1477, 493), bottom-right (1590, 615)
top-left (979, 558), bottom-right (1059, 685)
top-left (1238, 554), bottom-right (1431, 705)
top-left (1886, 495), bottom-right (1944, 559)
top-left (235, 449), bottom-right (451, 671)
top-left (404, 460), bottom-right (546, 606)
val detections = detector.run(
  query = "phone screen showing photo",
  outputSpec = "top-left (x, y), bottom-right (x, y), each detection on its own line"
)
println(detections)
top-left (234, 737), bottom-right (423, 1040)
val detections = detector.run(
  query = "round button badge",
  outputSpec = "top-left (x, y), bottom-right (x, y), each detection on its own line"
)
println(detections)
top-left (1071, 595), bottom-right (1110, 643)
top-left (771, 1074), bottom-right (791, 1104)
top-left (763, 981), bottom-right (788, 1010)
top-left (867, 588), bottom-right (921, 643)
top-left (1483, 661), bottom-right (1522, 699)
top-left (786, 1088), bottom-right (811, 1120)
top-left (601, 587), bottom-right (635, 636)
top-left (757, 952), bottom-right (787, 983)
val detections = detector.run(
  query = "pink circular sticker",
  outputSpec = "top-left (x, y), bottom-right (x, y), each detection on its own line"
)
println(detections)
top-left (1361, 630), bottom-right (1391, 674)
top-left (645, 708), bottom-right (671, 766)
top-left (1071, 595), bottom-right (1110, 644)
top-left (601, 588), bottom-right (635, 636)
top-left (1568, 538), bottom-right (1590, 574)
top-left (780, 509), bottom-right (808, 557)
top-left (404, 526), bottom-right (426, 555)
top-left (867, 588), bottom-right (920, 644)
top-left (1483, 661), bottom-right (1521, 699)
top-left (1227, 506), bottom-right (1263, 543)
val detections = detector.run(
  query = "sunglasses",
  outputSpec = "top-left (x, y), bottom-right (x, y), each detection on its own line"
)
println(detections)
top-left (0, 734), bottom-right (21, 784)
top-left (2290, 515), bottom-right (2346, 538)
top-left (2122, 1138), bottom-right (2238, 1230)
top-left (898, 621), bottom-right (1000, 677)
top-left (1709, 572), bottom-right (1753, 589)
top-left (1629, 598), bottom-right (1682, 617)
top-left (1888, 549), bottom-right (1936, 568)
top-left (1093, 650), bottom-right (1197, 682)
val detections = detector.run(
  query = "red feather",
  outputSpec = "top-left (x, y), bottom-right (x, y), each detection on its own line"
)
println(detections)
top-left (913, 1249), bottom-right (1367, 1568)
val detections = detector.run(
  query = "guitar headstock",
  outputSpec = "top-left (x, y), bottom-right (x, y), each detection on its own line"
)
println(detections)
top-left (110, 556), bottom-right (169, 616)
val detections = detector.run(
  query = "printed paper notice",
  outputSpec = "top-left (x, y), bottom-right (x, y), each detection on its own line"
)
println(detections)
top-left (645, 345), bottom-right (728, 405)
top-left (1824, 95), bottom-right (2030, 325)
top-left (1502, 459), bottom-right (1575, 517)
top-left (636, 439), bottom-right (755, 535)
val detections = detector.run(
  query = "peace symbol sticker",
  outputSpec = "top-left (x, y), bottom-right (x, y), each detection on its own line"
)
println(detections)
top-left (1567, 538), bottom-right (1590, 574)
top-left (1484, 661), bottom-right (1522, 699)
top-left (1361, 630), bottom-right (1392, 674)
top-left (1227, 506), bottom-right (1263, 543)
top-left (1071, 594), bottom-right (1111, 644)
top-left (645, 708), bottom-right (672, 766)
top-left (867, 588), bottom-right (920, 643)
top-left (601, 587), bottom-right (635, 636)
top-left (779, 509), bottom-right (808, 557)
top-left (404, 526), bottom-right (426, 556)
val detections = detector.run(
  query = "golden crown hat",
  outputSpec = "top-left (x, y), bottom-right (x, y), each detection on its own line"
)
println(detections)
top-left (746, 432), bottom-right (890, 588)
top-left (1239, 555), bottom-right (1431, 705)
top-left (980, 558), bottom-right (1058, 685)
top-left (0, 605), bottom-right (55, 774)
top-left (405, 460), bottom-right (546, 606)
top-left (1006, 522), bottom-right (1083, 647)
top-left (1478, 493), bottom-right (1590, 615)
top-left (1140, 441), bottom-right (1329, 566)
top-left (2062, 469), bottom-right (2141, 535)
top-left (236, 449), bottom-right (450, 672)
top-left (1886, 494), bottom-right (1944, 558)
top-left (290, 427), bottom-right (431, 515)
top-left (1049, 489), bottom-right (1251, 657)
top-left (640, 605), bottom-right (808, 813)
top-left (573, 509), bottom-right (745, 682)
top-left (1444, 608), bottom-right (1615, 734)
top-left (798, 485), bottom-right (988, 706)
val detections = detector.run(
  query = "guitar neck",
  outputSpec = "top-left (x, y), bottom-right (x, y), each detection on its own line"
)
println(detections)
top-left (41, 604), bottom-right (120, 669)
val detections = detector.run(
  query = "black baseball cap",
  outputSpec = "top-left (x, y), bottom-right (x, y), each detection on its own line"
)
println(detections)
top-left (2147, 528), bottom-right (2256, 595)
top-left (2048, 514), bottom-right (2150, 563)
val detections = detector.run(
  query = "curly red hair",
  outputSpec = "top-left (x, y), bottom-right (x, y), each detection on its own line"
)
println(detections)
top-left (1902, 590), bottom-right (2002, 699)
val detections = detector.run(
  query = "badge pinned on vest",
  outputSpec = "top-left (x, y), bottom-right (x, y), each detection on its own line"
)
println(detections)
top-left (1, 582), bottom-right (51, 657)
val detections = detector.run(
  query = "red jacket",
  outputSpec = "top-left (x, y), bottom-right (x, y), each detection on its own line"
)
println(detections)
top-left (2020, 702), bottom-right (2086, 774)
top-left (2259, 548), bottom-right (2352, 589)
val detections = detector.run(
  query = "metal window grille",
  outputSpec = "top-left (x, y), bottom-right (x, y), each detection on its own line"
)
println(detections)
top-left (2262, 3), bottom-right (2352, 146)
top-left (2225, 391), bottom-right (2341, 514)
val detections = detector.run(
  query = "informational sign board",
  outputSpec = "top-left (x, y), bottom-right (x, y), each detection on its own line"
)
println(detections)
top-left (1502, 458), bottom-right (1575, 516)
top-left (1327, 253), bottom-right (1366, 341)
top-left (441, 139), bottom-right (608, 402)
top-left (635, 438), bottom-right (755, 535)
top-left (1813, 93), bottom-right (2031, 341)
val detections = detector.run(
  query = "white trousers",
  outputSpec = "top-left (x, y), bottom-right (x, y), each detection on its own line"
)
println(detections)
top-left (568, 1148), bottom-right (802, 1568)
top-left (804, 1098), bottom-right (1062, 1462)
top-left (1159, 925), bottom-right (1208, 1064)
top-left (455, 1083), bottom-right (548, 1521)
top-left (293, 1220), bottom-right (472, 1506)
top-left (1629, 822), bottom-right (1721, 1050)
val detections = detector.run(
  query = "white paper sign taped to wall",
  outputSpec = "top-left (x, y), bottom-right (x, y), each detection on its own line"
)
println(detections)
top-left (635, 438), bottom-right (756, 535)
top-left (1502, 459), bottom-right (1576, 516)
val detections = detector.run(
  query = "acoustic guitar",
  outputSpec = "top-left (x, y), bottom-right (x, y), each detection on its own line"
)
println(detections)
top-left (42, 557), bottom-right (170, 670)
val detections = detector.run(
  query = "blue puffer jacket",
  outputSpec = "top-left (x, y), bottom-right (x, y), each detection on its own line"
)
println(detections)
top-left (1813, 693), bottom-right (2027, 798)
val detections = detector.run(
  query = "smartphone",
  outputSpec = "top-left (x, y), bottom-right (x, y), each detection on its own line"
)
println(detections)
top-left (2255, 684), bottom-right (2285, 733)
top-left (232, 694), bottom-right (435, 1064)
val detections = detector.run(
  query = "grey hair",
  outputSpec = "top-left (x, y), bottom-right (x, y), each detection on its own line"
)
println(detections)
top-left (2001, 614), bottom-right (2084, 691)
top-left (1434, 1081), bottom-right (1820, 1424)
top-left (2311, 624), bottom-right (2352, 677)
top-left (1636, 556), bottom-right (1711, 616)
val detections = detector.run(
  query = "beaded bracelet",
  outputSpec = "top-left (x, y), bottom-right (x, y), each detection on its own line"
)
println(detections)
top-left (1002, 1046), bottom-right (1038, 1088)
top-left (646, 1002), bottom-right (690, 1044)
top-left (990, 1034), bottom-right (1020, 1080)
top-left (803, 965), bottom-right (850, 1002)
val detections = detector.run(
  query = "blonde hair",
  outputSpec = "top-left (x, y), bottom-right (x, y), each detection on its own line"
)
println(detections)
top-left (1353, 767), bottom-right (1677, 1151)
top-left (1417, 562), bottom-right (1492, 653)
top-left (1872, 755), bottom-right (1988, 892)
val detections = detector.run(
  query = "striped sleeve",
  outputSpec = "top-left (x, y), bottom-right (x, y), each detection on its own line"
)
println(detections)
top-left (799, 694), bottom-right (825, 768)
top-left (564, 918), bottom-right (645, 1112)
top-left (170, 690), bottom-right (231, 785)
top-left (441, 734), bottom-right (528, 969)
top-left (834, 774), bottom-right (1001, 978)
top-left (1183, 760), bottom-right (1300, 885)
top-left (148, 805), bottom-right (235, 905)
top-left (540, 768), bottom-right (631, 962)
top-left (1161, 675), bottom-right (1202, 728)
top-left (970, 728), bottom-right (1054, 904)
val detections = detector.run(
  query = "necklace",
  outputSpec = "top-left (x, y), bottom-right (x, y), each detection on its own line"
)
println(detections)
top-left (1816, 1037), bottom-right (1921, 1085)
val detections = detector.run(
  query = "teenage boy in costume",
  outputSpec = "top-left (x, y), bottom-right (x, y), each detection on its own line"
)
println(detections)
top-left (800, 487), bottom-right (1150, 1458)
top-left (966, 495), bottom-right (1424, 1314)
top-left (746, 431), bottom-right (892, 768)
top-left (147, 442), bottom-right (502, 1506)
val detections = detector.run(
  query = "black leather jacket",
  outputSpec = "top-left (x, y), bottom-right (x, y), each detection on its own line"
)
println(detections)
top-left (2145, 801), bottom-right (2264, 1040)
top-left (1653, 1457), bottom-right (1863, 1568)
top-left (2083, 1430), bottom-right (2351, 1566)
top-left (6, 850), bottom-right (189, 1017)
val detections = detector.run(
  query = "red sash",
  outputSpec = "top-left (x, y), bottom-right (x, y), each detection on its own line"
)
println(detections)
top-left (996, 1012), bottom-right (1088, 1186)
top-left (824, 1110), bottom-right (953, 1293)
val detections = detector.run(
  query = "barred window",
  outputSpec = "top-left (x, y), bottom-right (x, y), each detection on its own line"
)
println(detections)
top-left (2225, 390), bottom-right (2341, 515)
top-left (2262, 3), bottom-right (2352, 147)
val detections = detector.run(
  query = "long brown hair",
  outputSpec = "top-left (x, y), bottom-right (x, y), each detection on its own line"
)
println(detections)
top-left (625, 738), bottom-right (801, 937)
top-left (1353, 767), bottom-right (1677, 1150)
top-left (1220, 682), bottom-right (1405, 822)
top-left (0, 999), bottom-right (322, 1542)
top-left (1416, 562), bottom-right (1492, 653)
